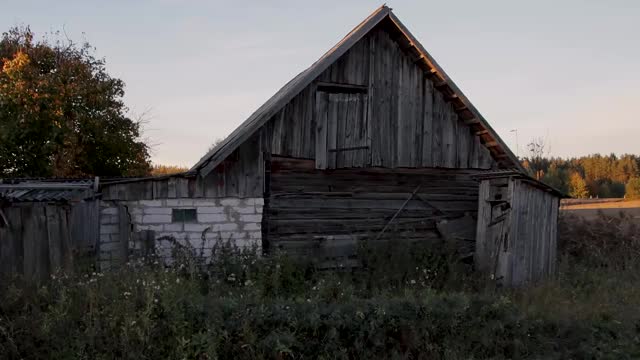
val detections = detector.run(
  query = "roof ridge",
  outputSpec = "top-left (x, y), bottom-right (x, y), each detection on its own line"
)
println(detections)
top-left (191, 5), bottom-right (523, 176)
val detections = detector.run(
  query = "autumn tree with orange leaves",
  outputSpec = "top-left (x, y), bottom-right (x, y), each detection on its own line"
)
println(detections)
top-left (0, 27), bottom-right (150, 177)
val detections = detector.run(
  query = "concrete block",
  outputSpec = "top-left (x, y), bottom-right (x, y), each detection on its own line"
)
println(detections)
top-left (132, 214), bottom-right (144, 224)
top-left (100, 241), bottom-right (122, 252)
top-left (142, 214), bottom-right (172, 224)
top-left (256, 206), bottom-right (263, 214)
top-left (220, 198), bottom-right (240, 206)
top-left (213, 223), bottom-right (238, 232)
top-left (235, 206), bottom-right (257, 214)
top-left (254, 198), bottom-right (264, 206)
top-left (243, 223), bottom-right (261, 231)
top-left (157, 231), bottom-right (185, 241)
top-left (101, 207), bottom-right (118, 215)
top-left (99, 234), bottom-right (112, 244)
top-left (144, 207), bottom-right (172, 215)
top-left (184, 223), bottom-right (211, 233)
top-left (197, 206), bottom-right (224, 214)
top-left (135, 224), bottom-right (150, 231)
top-left (100, 224), bottom-right (118, 235)
top-left (198, 213), bottom-right (228, 223)
top-left (247, 231), bottom-right (262, 240)
top-left (129, 207), bottom-right (143, 215)
top-left (139, 200), bottom-right (163, 207)
top-left (137, 224), bottom-right (163, 232)
top-left (100, 215), bottom-right (118, 225)
top-left (163, 223), bottom-right (183, 232)
top-left (165, 198), bottom-right (194, 207)
top-left (239, 214), bottom-right (261, 223)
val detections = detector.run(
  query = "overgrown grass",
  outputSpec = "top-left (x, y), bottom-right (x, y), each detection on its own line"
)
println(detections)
top-left (1, 214), bottom-right (640, 359)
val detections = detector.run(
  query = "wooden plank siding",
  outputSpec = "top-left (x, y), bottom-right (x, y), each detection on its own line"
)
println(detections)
top-left (101, 134), bottom-right (264, 201)
top-left (0, 202), bottom-right (97, 281)
top-left (258, 25), bottom-right (497, 171)
top-left (475, 177), bottom-right (559, 287)
top-left (266, 157), bottom-right (481, 260)
top-left (106, 23), bottom-right (502, 201)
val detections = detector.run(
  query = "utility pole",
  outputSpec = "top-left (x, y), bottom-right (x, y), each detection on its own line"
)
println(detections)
top-left (510, 129), bottom-right (519, 158)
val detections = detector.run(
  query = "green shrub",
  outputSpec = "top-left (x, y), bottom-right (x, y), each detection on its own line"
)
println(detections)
top-left (1, 235), bottom-right (640, 359)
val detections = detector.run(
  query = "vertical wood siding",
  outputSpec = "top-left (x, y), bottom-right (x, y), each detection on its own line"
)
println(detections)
top-left (260, 25), bottom-right (497, 170)
top-left (102, 134), bottom-right (264, 201)
top-left (475, 177), bottom-right (559, 287)
top-left (0, 202), bottom-right (98, 281)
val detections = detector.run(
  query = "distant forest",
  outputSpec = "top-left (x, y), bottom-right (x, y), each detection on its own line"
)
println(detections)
top-left (522, 150), bottom-right (640, 199)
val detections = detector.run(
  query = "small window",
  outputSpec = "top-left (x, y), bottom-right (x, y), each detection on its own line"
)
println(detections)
top-left (172, 208), bottom-right (197, 223)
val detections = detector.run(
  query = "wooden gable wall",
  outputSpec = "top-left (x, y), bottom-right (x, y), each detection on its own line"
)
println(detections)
top-left (260, 24), bottom-right (497, 170)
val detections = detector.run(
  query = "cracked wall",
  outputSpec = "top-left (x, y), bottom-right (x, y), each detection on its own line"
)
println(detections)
top-left (99, 197), bottom-right (263, 270)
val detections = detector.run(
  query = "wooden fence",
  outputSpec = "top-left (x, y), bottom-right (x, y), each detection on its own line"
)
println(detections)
top-left (0, 201), bottom-right (99, 282)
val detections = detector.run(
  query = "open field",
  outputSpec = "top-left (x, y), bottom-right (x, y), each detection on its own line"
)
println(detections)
top-left (561, 199), bottom-right (640, 221)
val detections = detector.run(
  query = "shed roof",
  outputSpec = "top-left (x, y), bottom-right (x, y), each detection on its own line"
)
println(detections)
top-left (471, 169), bottom-right (567, 198)
top-left (191, 5), bottom-right (524, 176)
top-left (0, 179), bottom-right (96, 202)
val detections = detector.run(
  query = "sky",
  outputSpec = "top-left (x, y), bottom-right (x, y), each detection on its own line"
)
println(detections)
top-left (2, 0), bottom-right (639, 166)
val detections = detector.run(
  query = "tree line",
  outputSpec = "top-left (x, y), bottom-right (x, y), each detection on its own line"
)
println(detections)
top-left (522, 153), bottom-right (640, 199)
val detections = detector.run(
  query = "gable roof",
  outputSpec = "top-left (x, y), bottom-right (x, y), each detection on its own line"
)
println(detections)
top-left (191, 5), bottom-right (524, 176)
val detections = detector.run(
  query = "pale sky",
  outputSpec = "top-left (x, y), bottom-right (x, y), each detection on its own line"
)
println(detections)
top-left (3, 0), bottom-right (639, 166)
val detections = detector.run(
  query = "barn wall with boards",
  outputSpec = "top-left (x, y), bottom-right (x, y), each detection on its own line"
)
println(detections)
top-left (0, 201), bottom-right (99, 282)
top-left (265, 157), bottom-right (481, 267)
top-left (260, 24), bottom-right (497, 170)
top-left (475, 173), bottom-right (561, 287)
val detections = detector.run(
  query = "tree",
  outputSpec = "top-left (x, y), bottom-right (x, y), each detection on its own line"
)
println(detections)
top-left (626, 177), bottom-right (640, 199)
top-left (523, 137), bottom-right (549, 180)
top-left (0, 27), bottom-right (150, 177)
top-left (150, 164), bottom-right (189, 176)
top-left (568, 172), bottom-right (589, 199)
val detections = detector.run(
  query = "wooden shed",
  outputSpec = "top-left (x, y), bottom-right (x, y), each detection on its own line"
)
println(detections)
top-left (0, 179), bottom-right (99, 281)
top-left (37, 5), bottom-right (562, 285)
top-left (473, 171), bottom-right (563, 287)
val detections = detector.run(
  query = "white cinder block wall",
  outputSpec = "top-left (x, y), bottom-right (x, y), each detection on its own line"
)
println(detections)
top-left (99, 197), bottom-right (263, 269)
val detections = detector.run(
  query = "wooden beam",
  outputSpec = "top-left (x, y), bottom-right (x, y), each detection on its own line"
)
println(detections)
top-left (412, 53), bottom-right (426, 63)
top-left (485, 141), bottom-right (499, 147)
top-left (475, 129), bottom-right (489, 136)
top-left (316, 82), bottom-right (368, 94)
top-left (434, 79), bottom-right (448, 88)
top-left (464, 118), bottom-right (480, 125)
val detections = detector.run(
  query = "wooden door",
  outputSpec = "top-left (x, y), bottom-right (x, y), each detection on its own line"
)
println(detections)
top-left (315, 91), bottom-right (370, 169)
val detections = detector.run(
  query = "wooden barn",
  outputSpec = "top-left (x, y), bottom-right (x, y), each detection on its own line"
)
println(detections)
top-left (0, 6), bottom-right (562, 286)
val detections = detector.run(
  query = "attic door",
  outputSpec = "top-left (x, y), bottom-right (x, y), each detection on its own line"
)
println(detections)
top-left (315, 90), bottom-right (370, 169)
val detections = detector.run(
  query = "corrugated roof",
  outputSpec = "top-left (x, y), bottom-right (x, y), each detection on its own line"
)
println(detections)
top-left (0, 181), bottom-right (95, 202)
top-left (190, 5), bottom-right (524, 176)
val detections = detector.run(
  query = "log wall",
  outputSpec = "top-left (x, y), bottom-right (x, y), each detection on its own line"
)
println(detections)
top-left (265, 157), bottom-right (481, 263)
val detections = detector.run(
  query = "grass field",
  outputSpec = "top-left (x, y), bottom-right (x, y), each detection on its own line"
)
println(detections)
top-left (561, 199), bottom-right (640, 221)
top-left (2, 210), bottom-right (640, 358)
